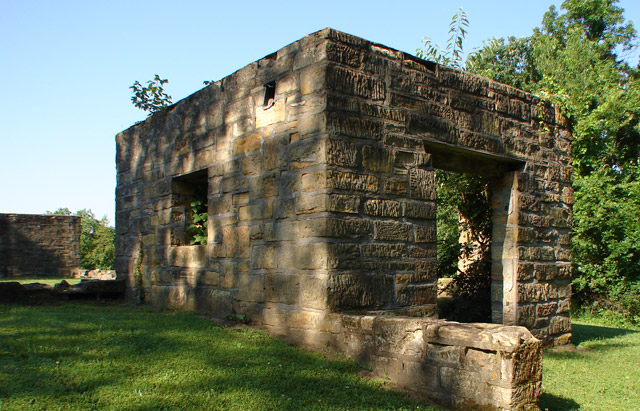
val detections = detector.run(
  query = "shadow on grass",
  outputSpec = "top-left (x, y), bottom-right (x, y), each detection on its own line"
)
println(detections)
top-left (539, 393), bottom-right (580, 410)
top-left (571, 322), bottom-right (638, 346)
top-left (0, 302), bottom-right (441, 410)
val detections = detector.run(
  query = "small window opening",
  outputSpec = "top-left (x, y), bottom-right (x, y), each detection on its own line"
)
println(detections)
top-left (171, 169), bottom-right (208, 245)
top-left (263, 81), bottom-right (276, 109)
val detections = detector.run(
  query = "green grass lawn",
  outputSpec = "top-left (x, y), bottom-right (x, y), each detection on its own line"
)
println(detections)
top-left (539, 317), bottom-right (640, 411)
top-left (0, 278), bottom-right (82, 286)
top-left (1, 302), bottom-right (638, 410)
top-left (0, 303), bottom-right (435, 411)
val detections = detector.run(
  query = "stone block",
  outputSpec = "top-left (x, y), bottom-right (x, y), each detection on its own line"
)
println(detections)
top-left (414, 224), bottom-right (436, 243)
top-left (196, 270), bottom-right (220, 286)
top-left (409, 168), bottom-right (436, 200)
top-left (290, 138), bottom-right (325, 170)
top-left (363, 199), bottom-right (402, 217)
top-left (233, 132), bottom-right (261, 156)
top-left (373, 221), bottom-right (413, 242)
top-left (288, 310), bottom-right (331, 331)
top-left (327, 112), bottom-right (383, 140)
top-left (404, 201), bottom-right (436, 220)
top-left (384, 177), bottom-right (408, 196)
top-left (396, 284), bottom-right (437, 306)
top-left (301, 171), bottom-right (326, 192)
top-left (263, 135), bottom-right (288, 171)
top-left (362, 145), bottom-right (393, 173)
top-left (238, 202), bottom-right (273, 221)
top-left (408, 245), bottom-right (436, 258)
top-left (299, 274), bottom-right (328, 310)
top-left (250, 244), bottom-right (276, 270)
top-left (328, 170), bottom-right (378, 192)
top-left (236, 272), bottom-right (265, 303)
top-left (299, 217), bottom-right (371, 239)
top-left (327, 272), bottom-right (394, 310)
top-left (327, 66), bottom-right (386, 100)
top-left (266, 273), bottom-right (300, 304)
top-left (256, 99), bottom-right (285, 128)
top-left (327, 138), bottom-right (359, 168)
top-left (361, 243), bottom-right (405, 259)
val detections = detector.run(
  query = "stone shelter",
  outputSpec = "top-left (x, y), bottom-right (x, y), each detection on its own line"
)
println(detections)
top-left (0, 213), bottom-right (81, 278)
top-left (116, 28), bottom-right (573, 409)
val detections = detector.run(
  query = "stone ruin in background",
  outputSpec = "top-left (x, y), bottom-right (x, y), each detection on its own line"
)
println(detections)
top-left (0, 213), bottom-right (81, 278)
top-left (115, 28), bottom-right (573, 410)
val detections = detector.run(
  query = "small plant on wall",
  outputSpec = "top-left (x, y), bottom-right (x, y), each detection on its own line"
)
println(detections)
top-left (186, 200), bottom-right (208, 245)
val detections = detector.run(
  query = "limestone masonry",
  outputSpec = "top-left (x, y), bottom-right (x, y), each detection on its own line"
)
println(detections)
top-left (116, 28), bottom-right (572, 409)
top-left (0, 213), bottom-right (81, 277)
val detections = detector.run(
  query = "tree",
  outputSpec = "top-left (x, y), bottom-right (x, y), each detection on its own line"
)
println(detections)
top-left (130, 74), bottom-right (173, 114)
top-left (48, 208), bottom-right (115, 270)
top-left (416, 7), bottom-right (470, 68)
top-left (468, 0), bottom-right (640, 321)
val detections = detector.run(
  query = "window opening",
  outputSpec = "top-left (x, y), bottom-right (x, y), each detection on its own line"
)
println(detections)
top-left (171, 169), bottom-right (208, 245)
top-left (263, 81), bottom-right (276, 109)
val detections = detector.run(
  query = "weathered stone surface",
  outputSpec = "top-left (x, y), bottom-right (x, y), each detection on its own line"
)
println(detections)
top-left (0, 214), bottom-right (81, 278)
top-left (327, 273), bottom-right (394, 309)
top-left (363, 199), bottom-right (401, 217)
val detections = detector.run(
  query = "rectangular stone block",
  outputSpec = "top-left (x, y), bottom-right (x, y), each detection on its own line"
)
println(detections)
top-left (361, 243), bottom-right (405, 259)
top-left (363, 199), bottom-right (402, 217)
top-left (327, 66), bottom-right (386, 100)
top-left (374, 221), bottom-right (413, 241)
top-left (328, 170), bottom-right (378, 192)
top-left (409, 168), bottom-right (436, 200)
top-left (236, 272), bottom-right (265, 303)
top-left (415, 224), bottom-right (436, 243)
top-left (396, 284), bottom-right (437, 306)
top-left (327, 272), bottom-right (394, 310)
top-left (266, 273), bottom-right (300, 304)
top-left (362, 145), bottom-right (393, 173)
top-left (327, 138), bottom-right (359, 168)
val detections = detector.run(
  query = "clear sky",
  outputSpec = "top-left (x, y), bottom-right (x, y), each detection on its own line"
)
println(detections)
top-left (1, 0), bottom-right (638, 224)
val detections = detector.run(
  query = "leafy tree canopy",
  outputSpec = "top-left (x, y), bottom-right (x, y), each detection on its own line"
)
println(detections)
top-left (48, 208), bottom-right (115, 270)
top-left (465, 0), bottom-right (640, 322)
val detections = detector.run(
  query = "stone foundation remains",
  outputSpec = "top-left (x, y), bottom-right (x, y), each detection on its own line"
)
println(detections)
top-left (116, 28), bottom-right (573, 409)
top-left (0, 213), bottom-right (81, 278)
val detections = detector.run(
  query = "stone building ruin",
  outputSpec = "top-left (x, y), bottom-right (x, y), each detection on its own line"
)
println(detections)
top-left (0, 213), bottom-right (81, 278)
top-left (116, 29), bottom-right (573, 409)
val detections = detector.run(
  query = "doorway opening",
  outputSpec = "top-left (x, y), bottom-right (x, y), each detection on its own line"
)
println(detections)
top-left (424, 141), bottom-right (524, 324)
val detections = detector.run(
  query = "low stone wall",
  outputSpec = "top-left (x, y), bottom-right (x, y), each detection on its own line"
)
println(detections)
top-left (265, 312), bottom-right (541, 410)
top-left (0, 214), bottom-right (81, 278)
top-left (337, 316), bottom-right (541, 410)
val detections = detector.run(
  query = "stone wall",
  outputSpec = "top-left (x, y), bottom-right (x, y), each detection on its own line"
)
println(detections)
top-left (116, 28), bottom-right (573, 409)
top-left (338, 316), bottom-right (542, 410)
top-left (0, 213), bottom-right (81, 277)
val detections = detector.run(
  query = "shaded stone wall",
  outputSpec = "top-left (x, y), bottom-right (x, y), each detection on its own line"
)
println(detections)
top-left (338, 315), bottom-right (542, 410)
top-left (116, 27), bottom-right (573, 409)
top-left (0, 213), bottom-right (81, 277)
top-left (116, 28), bottom-right (572, 343)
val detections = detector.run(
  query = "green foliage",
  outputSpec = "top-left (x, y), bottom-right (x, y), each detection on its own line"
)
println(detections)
top-left (436, 171), bottom-right (493, 323)
top-left (130, 74), bottom-right (173, 114)
top-left (47, 208), bottom-right (115, 270)
top-left (572, 167), bottom-right (640, 323)
top-left (186, 200), bottom-right (207, 245)
top-left (416, 7), bottom-right (469, 68)
top-left (468, 0), bottom-right (640, 321)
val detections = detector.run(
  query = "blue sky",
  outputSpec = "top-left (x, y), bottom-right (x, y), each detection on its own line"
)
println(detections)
top-left (1, 0), bottom-right (638, 224)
